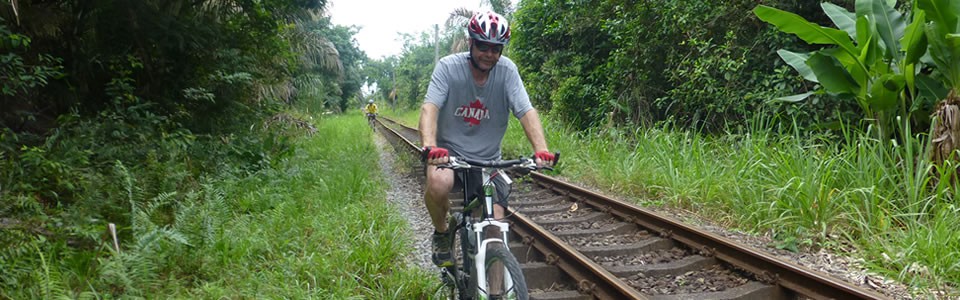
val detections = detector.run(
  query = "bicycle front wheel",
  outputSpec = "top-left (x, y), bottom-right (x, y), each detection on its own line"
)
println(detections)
top-left (482, 246), bottom-right (528, 300)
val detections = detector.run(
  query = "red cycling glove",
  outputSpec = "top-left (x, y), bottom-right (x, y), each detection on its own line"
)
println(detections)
top-left (425, 147), bottom-right (449, 160)
top-left (534, 151), bottom-right (555, 163)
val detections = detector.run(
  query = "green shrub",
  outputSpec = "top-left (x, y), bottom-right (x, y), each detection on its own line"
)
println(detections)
top-left (512, 0), bottom-right (856, 132)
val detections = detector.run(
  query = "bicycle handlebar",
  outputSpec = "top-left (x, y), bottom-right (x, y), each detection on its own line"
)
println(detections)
top-left (421, 147), bottom-right (560, 171)
top-left (453, 156), bottom-right (531, 168)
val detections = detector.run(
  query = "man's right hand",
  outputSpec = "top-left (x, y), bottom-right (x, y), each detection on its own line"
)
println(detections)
top-left (534, 150), bottom-right (557, 168)
top-left (422, 146), bottom-right (449, 165)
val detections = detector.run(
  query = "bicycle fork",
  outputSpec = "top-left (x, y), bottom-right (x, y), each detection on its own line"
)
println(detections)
top-left (472, 171), bottom-right (517, 298)
top-left (472, 220), bottom-right (515, 298)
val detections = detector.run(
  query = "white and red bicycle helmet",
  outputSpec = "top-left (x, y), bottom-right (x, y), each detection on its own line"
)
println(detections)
top-left (468, 11), bottom-right (511, 45)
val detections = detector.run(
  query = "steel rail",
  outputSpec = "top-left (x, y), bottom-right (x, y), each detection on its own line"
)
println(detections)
top-left (375, 118), bottom-right (420, 155)
top-left (528, 173), bottom-right (888, 300)
top-left (510, 209), bottom-right (648, 299)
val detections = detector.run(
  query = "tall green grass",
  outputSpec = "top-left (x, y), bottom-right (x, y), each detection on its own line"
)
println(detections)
top-left (1, 113), bottom-right (438, 298)
top-left (506, 115), bottom-right (959, 291)
top-left (162, 114), bottom-right (436, 298)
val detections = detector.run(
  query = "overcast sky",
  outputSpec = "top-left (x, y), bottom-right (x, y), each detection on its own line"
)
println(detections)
top-left (327, 0), bottom-right (493, 59)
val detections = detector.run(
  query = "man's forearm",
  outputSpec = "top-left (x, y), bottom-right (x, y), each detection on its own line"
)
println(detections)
top-left (519, 109), bottom-right (548, 152)
top-left (419, 103), bottom-right (439, 147)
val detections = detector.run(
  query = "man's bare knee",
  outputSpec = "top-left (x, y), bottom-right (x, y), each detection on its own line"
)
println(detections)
top-left (425, 167), bottom-right (454, 198)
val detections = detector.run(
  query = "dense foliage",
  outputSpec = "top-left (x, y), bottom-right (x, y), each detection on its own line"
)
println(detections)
top-left (393, 32), bottom-right (449, 110)
top-left (0, 0), bottom-right (369, 296)
top-left (363, 56), bottom-right (400, 107)
top-left (509, 0), bottom-right (864, 131)
top-left (309, 19), bottom-right (368, 112)
top-left (755, 0), bottom-right (960, 141)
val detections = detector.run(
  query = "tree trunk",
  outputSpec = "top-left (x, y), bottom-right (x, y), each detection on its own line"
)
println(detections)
top-left (929, 89), bottom-right (960, 185)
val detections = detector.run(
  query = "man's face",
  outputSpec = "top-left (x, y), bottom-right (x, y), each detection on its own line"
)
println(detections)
top-left (470, 40), bottom-right (503, 71)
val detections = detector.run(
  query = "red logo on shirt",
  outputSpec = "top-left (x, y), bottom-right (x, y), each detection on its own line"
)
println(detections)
top-left (454, 99), bottom-right (490, 126)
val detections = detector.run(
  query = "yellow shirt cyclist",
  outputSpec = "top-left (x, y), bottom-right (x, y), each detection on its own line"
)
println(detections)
top-left (364, 101), bottom-right (378, 115)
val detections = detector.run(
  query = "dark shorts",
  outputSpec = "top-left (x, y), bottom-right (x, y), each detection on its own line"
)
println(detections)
top-left (425, 147), bottom-right (511, 208)
top-left (452, 169), bottom-right (511, 209)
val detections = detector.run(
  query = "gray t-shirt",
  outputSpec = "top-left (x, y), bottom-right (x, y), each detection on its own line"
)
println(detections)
top-left (424, 52), bottom-right (533, 160)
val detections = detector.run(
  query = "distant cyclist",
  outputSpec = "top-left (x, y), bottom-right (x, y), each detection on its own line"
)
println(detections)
top-left (419, 11), bottom-right (555, 267)
top-left (364, 99), bottom-right (378, 126)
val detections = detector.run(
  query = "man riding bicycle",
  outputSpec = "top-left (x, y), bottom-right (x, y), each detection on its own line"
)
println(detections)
top-left (364, 99), bottom-right (378, 120)
top-left (419, 11), bottom-right (556, 268)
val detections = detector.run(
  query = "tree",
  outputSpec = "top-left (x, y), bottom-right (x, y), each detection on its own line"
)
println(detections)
top-left (363, 56), bottom-right (399, 107)
top-left (394, 32), bottom-right (438, 109)
top-left (0, 0), bottom-right (332, 135)
top-left (294, 16), bottom-right (366, 112)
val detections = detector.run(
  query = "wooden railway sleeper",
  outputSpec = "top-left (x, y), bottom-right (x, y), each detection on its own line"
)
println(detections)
top-left (521, 235), bottom-right (535, 245)
top-left (700, 245), bottom-right (717, 257)
top-left (545, 253), bottom-right (560, 265)
top-left (759, 270), bottom-right (780, 285)
top-left (599, 205), bottom-right (612, 214)
top-left (660, 229), bottom-right (674, 239)
top-left (576, 279), bottom-right (597, 295)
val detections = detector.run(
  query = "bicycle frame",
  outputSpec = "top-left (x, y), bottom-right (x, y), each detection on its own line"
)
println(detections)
top-left (429, 153), bottom-right (555, 300)
top-left (365, 114), bottom-right (377, 133)
top-left (459, 167), bottom-right (517, 297)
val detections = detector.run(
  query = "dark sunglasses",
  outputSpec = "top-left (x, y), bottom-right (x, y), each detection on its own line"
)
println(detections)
top-left (474, 42), bottom-right (504, 54)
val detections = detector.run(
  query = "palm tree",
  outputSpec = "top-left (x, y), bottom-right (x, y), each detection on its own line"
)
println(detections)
top-left (262, 13), bottom-right (343, 105)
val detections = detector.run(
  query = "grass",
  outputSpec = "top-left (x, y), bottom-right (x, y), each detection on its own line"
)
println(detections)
top-left (526, 119), bottom-right (960, 294)
top-left (384, 108), bottom-right (960, 295)
top-left (1, 112), bottom-right (439, 298)
top-left (10, 105), bottom-right (943, 297)
top-left (165, 114), bottom-right (439, 298)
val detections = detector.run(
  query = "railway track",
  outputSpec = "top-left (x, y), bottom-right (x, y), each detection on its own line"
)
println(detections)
top-left (374, 117), bottom-right (888, 300)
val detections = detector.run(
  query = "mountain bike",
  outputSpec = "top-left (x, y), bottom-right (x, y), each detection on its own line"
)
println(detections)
top-left (429, 153), bottom-right (558, 300)
top-left (366, 113), bottom-right (377, 131)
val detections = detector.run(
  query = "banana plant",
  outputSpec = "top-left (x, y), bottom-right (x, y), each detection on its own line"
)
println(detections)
top-left (917, 0), bottom-right (960, 93)
top-left (915, 0), bottom-right (960, 177)
top-left (753, 0), bottom-right (938, 133)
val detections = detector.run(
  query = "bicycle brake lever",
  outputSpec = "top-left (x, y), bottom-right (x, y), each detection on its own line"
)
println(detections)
top-left (436, 158), bottom-right (466, 170)
top-left (514, 167), bottom-right (532, 175)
